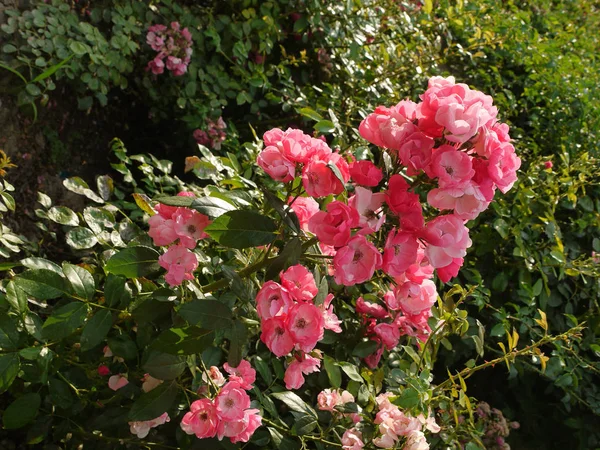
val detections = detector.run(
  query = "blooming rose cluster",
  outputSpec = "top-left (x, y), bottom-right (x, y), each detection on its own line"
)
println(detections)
top-left (318, 388), bottom-right (362, 424)
top-left (180, 361), bottom-right (261, 444)
top-left (146, 22), bottom-right (193, 76)
top-left (194, 117), bottom-right (227, 150)
top-left (368, 393), bottom-right (440, 449)
top-left (147, 191), bottom-right (210, 286)
top-left (254, 264), bottom-right (342, 389)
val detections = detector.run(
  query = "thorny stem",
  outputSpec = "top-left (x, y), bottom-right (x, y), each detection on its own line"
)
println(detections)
top-left (434, 326), bottom-right (583, 393)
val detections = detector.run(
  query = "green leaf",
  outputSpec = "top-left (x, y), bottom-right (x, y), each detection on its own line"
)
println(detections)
top-left (313, 120), bottom-right (335, 134)
top-left (63, 177), bottom-right (104, 203)
top-left (2, 393), bottom-right (41, 429)
top-left (334, 402), bottom-right (360, 414)
top-left (423, 0), bottom-right (433, 14)
top-left (177, 299), bottom-right (233, 330)
top-left (142, 350), bottom-right (186, 380)
top-left (192, 196), bottom-right (238, 218)
top-left (80, 310), bottom-right (112, 351)
top-left (104, 274), bottom-right (131, 307)
top-left (323, 356), bottom-right (341, 388)
top-left (299, 107), bottom-right (322, 121)
top-left (48, 377), bottom-right (74, 408)
top-left (292, 412), bottom-right (318, 435)
top-left (25, 84), bottom-right (41, 97)
top-left (62, 263), bottom-right (95, 300)
top-left (20, 257), bottom-right (63, 274)
top-left (32, 54), bottom-right (73, 83)
top-left (42, 302), bottom-right (88, 340)
top-left (271, 391), bottom-right (317, 418)
top-left (69, 41), bottom-right (87, 55)
top-left (265, 238), bottom-right (303, 281)
top-left (226, 320), bottom-right (247, 367)
top-left (150, 327), bottom-right (214, 355)
top-left (396, 387), bottom-right (420, 408)
top-left (14, 269), bottom-right (67, 300)
top-left (66, 227), bottom-right (98, 249)
top-left (254, 356), bottom-right (272, 384)
top-left (352, 340), bottom-right (379, 358)
top-left (204, 210), bottom-right (278, 249)
top-left (6, 281), bottom-right (28, 313)
top-left (107, 335), bottom-right (138, 360)
top-left (0, 354), bottom-right (19, 393)
top-left (0, 315), bottom-right (20, 351)
top-left (105, 246), bottom-right (160, 278)
top-left (129, 381), bottom-right (178, 421)
top-left (339, 362), bottom-right (363, 382)
top-left (327, 162), bottom-right (346, 188)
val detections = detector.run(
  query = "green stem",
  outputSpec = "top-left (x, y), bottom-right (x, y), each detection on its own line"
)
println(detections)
top-left (261, 418), bottom-right (342, 448)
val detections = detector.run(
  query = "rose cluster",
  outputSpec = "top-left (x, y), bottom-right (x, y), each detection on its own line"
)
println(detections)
top-left (147, 191), bottom-right (210, 286)
top-left (317, 388), bottom-right (362, 424)
top-left (146, 22), bottom-right (193, 76)
top-left (180, 361), bottom-right (262, 443)
top-left (255, 264), bottom-right (342, 389)
top-left (194, 117), bottom-right (227, 150)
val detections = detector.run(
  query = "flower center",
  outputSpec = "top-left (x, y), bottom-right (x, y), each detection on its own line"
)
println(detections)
top-left (187, 224), bottom-right (197, 234)
top-left (200, 412), bottom-right (208, 421)
top-left (353, 250), bottom-right (363, 262)
top-left (225, 398), bottom-right (235, 408)
top-left (296, 318), bottom-right (307, 329)
top-left (275, 326), bottom-right (285, 336)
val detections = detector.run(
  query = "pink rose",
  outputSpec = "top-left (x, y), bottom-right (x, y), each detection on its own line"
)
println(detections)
top-left (255, 281), bottom-right (293, 320)
top-left (320, 293), bottom-right (342, 333)
top-left (260, 315), bottom-right (295, 357)
top-left (287, 303), bottom-right (324, 352)
top-left (427, 184), bottom-right (489, 220)
top-left (147, 214), bottom-right (178, 246)
top-left (141, 374), bottom-right (163, 392)
top-left (172, 208), bottom-right (210, 248)
top-left (487, 141), bottom-right (521, 193)
top-left (350, 160), bottom-right (383, 186)
top-left (348, 187), bottom-right (386, 234)
top-left (228, 408), bottom-right (262, 443)
top-left (147, 56), bottom-right (165, 75)
top-left (397, 128), bottom-right (435, 176)
top-left (385, 175), bottom-right (424, 230)
top-left (342, 428), bottom-right (364, 450)
top-left (302, 153), bottom-right (349, 198)
top-left (158, 244), bottom-right (198, 286)
top-left (373, 323), bottom-right (401, 350)
top-left (180, 398), bottom-right (218, 438)
top-left (215, 381), bottom-right (251, 421)
top-left (356, 297), bottom-right (389, 319)
top-left (395, 280), bottom-right (437, 315)
top-left (431, 145), bottom-right (475, 188)
top-left (280, 264), bottom-right (318, 302)
top-left (283, 355), bottom-right (321, 389)
top-left (223, 360), bottom-right (256, 390)
top-left (382, 229), bottom-right (419, 277)
top-left (317, 389), bottom-right (341, 412)
top-left (129, 412), bottom-right (170, 438)
top-left (202, 366), bottom-right (226, 388)
top-left (308, 200), bottom-right (360, 247)
top-left (423, 214), bottom-right (472, 269)
top-left (333, 235), bottom-right (382, 286)
top-left (263, 128), bottom-right (285, 146)
top-left (288, 196), bottom-right (320, 232)
top-left (108, 374), bottom-right (129, 391)
top-left (257, 147), bottom-right (296, 183)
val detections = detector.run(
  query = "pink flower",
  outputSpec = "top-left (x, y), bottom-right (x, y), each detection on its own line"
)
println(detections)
top-left (280, 264), bottom-right (318, 302)
top-left (402, 244), bottom-right (435, 284)
top-left (280, 133), bottom-right (312, 164)
top-left (287, 303), bottom-right (325, 352)
top-left (436, 257), bottom-right (463, 283)
top-left (148, 214), bottom-right (178, 246)
top-left (423, 215), bottom-right (472, 269)
top-left (302, 154), bottom-right (349, 198)
top-left (349, 187), bottom-right (386, 234)
top-left (172, 208), bottom-right (211, 248)
top-left (257, 147), bottom-right (296, 183)
top-left (342, 428), bottom-right (364, 450)
top-left (202, 366), bottom-right (226, 387)
top-left (356, 297), bottom-right (389, 319)
top-left (283, 355), bottom-right (321, 389)
top-left (431, 145), bottom-right (474, 188)
top-left (427, 184), bottom-right (489, 220)
top-left (404, 430), bottom-right (429, 450)
top-left (382, 229), bottom-right (419, 277)
top-left (181, 398), bottom-right (218, 438)
top-left (108, 374), bottom-right (129, 391)
top-left (395, 280), bottom-right (437, 315)
top-left (364, 343), bottom-right (384, 369)
top-left (103, 345), bottom-right (113, 357)
top-left (544, 160), bottom-right (553, 169)
top-left (374, 323), bottom-right (401, 350)
top-left (317, 389), bottom-right (341, 412)
top-left (333, 235), bottom-right (382, 286)
top-left (263, 128), bottom-right (285, 146)
top-left (350, 160), bottom-right (383, 186)
top-left (147, 56), bottom-right (165, 75)
top-left (97, 365), bottom-right (110, 376)
top-left (223, 360), bottom-right (256, 390)
top-left (309, 200), bottom-right (360, 247)
top-left (255, 281), bottom-right (293, 320)
top-left (158, 245), bottom-right (198, 286)
top-left (487, 141), bottom-right (521, 193)
top-left (383, 290), bottom-right (400, 311)
top-left (397, 129), bottom-right (435, 176)
top-left (359, 101), bottom-right (418, 150)
top-left (155, 191), bottom-right (195, 219)
top-left (385, 175), bottom-right (424, 230)
top-left (193, 129), bottom-right (211, 146)
top-left (260, 315), bottom-right (295, 357)
top-left (288, 196), bottom-right (320, 232)
top-left (129, 412), bottom-right (170, 438)
top-left (320, 293), bottom-right (342, 333)
top-left (141, 374), bottom-right (163, 392)
top-left (418, 413), bottom-right (441, 433)
top-left (228, 408), bottom-right (262, 443)
top-left (215, 382), bottom-right (251, 421)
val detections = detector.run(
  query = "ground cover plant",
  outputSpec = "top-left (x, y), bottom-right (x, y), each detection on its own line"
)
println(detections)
top-left (0, 0), bottom-right (599, 449)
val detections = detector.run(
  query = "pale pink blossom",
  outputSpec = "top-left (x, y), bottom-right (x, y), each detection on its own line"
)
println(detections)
top-left (309, 200), bottom-right (360, 247)
top-left (223, 360), bottom-right (256, 390)
top-left (385, 175), bottom-right (424, 230)
top-left (382, 229), bottom-right (419, 277)
top-left (317, 389), bottom-right (341, 412)
top-left (405, 430), bottom-right (430, 450)
top-left (180, 398), bottom-right (218, 438)
top-left (280, 264), bottom-right (318, 302)
top-left (108, 374), bottom-right (129, 391)
top-left (320, 293), bottom-right (342, 333)
top-left (364, 343), bottom-right (384, 369)
top-left (356, 297), bottom-right (389, 319)
top-left (423, 215), bottom-right (472, 269)
top-left (374, 323), bottom-right (401, 350)
top-left (397, 129), bottom-right (435, 176)
top-left (487, 141), bottom-right (521, 193)
top-left (129, 412), bottom-right (170, 438)
top-left (263, 128), bottom-right (285, 146)
top-left (395, 280), bottom-right (438, 315)
top-left (172, 208), bottom-right (210, 248)
top-left (349, 187), bottom-right (386, 234)
top-left (302, 153), bottom-right (349, 198)
top-left (341, 428), bottom-right (364, 450)
top-left (431, 145), bottom-right (475, 188)
top-left (350, 160), bottom-right (383, 186)
top-left (418, 413), bottom-right (441, 433)
top-left (427, 184), bottom-right (490, 220)
top-left (260, 315), bottom-right (295, 357)
top-left (255, 281), bottom-right (293, 320)
top-left (158, 244), bottom-right (198, 286)
top-left (141, 374), bottom-right (163, 392)
top-left (284, 355), bottom-right (321, 389)
top-left (228, 408), bottom-right (262, 443)
top-left (288, 196), bottom-right (320, 232)
top-left (333, 235), bottom-right (382, 286)
top-left (215, 382), bottom-right (251, 421)
top-left (148, 214), bottom-right (178, 246)
top-left (202, 366), bottom-right (226, 387)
